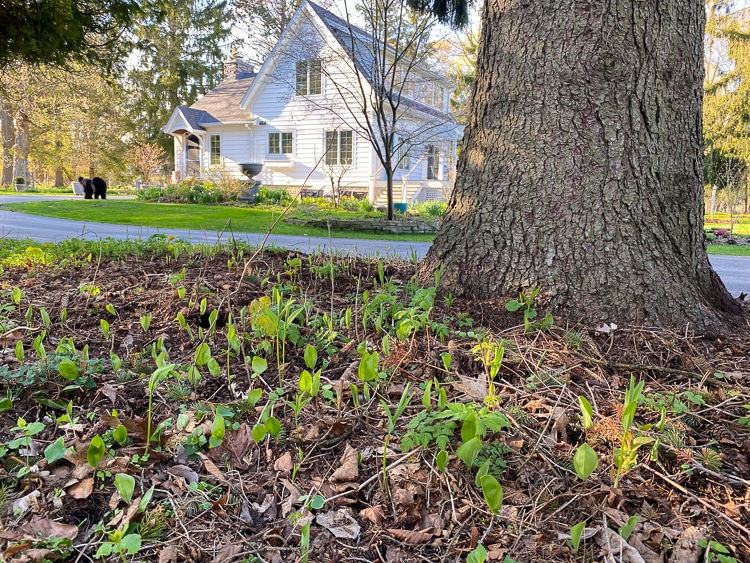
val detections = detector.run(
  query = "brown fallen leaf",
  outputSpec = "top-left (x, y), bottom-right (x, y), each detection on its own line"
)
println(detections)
top-left (67, 478), bottom-right (94, 499)
top-left (387, 528), bottom-right (433, 545)
top-left (453, 372), bottom-right (487, 401)
top-left (158, 546), bottom-right (180, 563)
top-left (209, 543), bottom-right (243, 563)
top-left (168, 464), bottom-right (200, 484)
top-left (360, 506), bottom-right (385, 526)
top-left (316, 508), bottom-right (361, 539)
top-left (197, 452), bottom-right (228, 483)
top-left (2, 541), bottom-right (32, 559)
top-left (8, 547), bottom-right (55, 563)
top-left (330, 444), bottom-right (359, 482)
top-left (18, 516), bottom-right (79, 540)
top-left (274, 451), bottom-right (293, 473)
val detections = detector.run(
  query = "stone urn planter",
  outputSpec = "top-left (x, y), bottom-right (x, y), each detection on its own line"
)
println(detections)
top-left (238, 163), bottom-right (263, 202)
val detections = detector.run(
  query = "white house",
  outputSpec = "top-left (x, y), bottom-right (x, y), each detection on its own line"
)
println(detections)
top-left (163, 1), bottom-right (462, 204)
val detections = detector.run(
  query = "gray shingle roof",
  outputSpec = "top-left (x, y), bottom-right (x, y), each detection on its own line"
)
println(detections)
top-left (188, 75), bottom-right (257, 126)
top-left (306, 1), bottom-right (455, 122)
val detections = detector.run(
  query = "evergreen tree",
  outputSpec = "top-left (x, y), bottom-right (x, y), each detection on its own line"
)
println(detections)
top-left (126, 0), bottom-right (232, 159)
top-left (704, 0), bottom-right (750, 214)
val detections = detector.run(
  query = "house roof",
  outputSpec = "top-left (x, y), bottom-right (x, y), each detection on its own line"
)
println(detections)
top-left (240, 1), bottom-right (456, 123)
top-left (188, 76), bottom-right (256, 125)
top-left (307, 2), bottom-right (455, 121)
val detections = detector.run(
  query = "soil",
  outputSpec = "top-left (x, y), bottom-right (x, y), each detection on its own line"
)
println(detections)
top-left (0, 247), bottom-right (749, 563)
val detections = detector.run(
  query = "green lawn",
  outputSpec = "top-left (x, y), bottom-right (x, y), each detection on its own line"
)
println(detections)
top-left (706, 244), bottom-right (750, 256)
top-left (4, 199), bottom-right (750, 254)
top-left (0, 200), bottom-right (436, 242)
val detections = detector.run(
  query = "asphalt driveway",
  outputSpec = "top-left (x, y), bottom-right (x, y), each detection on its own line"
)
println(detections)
top-left (1, 195), bottom-right (748, 297)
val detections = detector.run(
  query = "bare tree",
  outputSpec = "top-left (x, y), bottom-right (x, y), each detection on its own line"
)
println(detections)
top-left (129, 142), bottom-right (167, 184)
top-left (235, 0), bottom-right (333, 65)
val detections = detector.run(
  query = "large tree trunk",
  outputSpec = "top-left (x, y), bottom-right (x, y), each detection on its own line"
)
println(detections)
top-left (0, 97), bottom-right (14, 186)
top-left (421, 0), bottom-right (741, 330)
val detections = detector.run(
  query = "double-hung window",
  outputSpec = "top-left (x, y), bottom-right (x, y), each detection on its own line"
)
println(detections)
top-left (296, 60), bottom-right (322, 95)
top-left (396, 138), bottom-right (410, 170)
top-left (209, 135), bottom-right (221, 166)
top-left (325, 130), bottom-right (353, 165)
top-left (268, 132), bottom-right (293, 156)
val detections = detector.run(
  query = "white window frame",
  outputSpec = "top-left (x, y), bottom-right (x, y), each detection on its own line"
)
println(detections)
top-left (325, 130), bottom-right (354, 166)
top-left (296, 59), bottom-right (322, 96)
top-left (268, 131), bottom-right (294, 157)
top-left (209, 134), bottom-right (221, 167)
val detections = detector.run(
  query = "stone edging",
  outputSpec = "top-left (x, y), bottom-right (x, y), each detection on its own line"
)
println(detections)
top-left (285, 217), bottom-right (439, 234)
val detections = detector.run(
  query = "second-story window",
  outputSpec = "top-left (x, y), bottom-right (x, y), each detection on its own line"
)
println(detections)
top-left (296, 60), bottom-right (322, 95)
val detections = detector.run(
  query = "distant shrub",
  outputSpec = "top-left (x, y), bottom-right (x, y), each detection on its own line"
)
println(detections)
top-left (136, 186), bottom-right (165, 200)
top-left (255, 187), bottom-right (292, 205)
top-left (410, 201), bottom-right (446, 219)
top-left (358, 199), bottom-right (375, 213)
top-left (185, 183), bottom-right (224, 204)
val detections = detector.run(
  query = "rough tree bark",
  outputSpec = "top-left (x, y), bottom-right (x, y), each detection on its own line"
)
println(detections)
top-left (421, 0), bottom-right (741, 330)
top-left (0, 98), bottom-right (15, 186)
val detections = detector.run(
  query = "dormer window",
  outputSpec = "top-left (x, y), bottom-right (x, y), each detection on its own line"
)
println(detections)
top-left (296, 60), bottom-right (322, 95)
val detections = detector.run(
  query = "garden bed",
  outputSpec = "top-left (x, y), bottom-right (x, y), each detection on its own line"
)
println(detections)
top-left (0, 238), bottom-right (748, 562)
top-left (284, 216), bottom-right (440, 234)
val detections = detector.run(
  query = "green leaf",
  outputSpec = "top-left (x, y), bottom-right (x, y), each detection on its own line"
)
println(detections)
top-left (251, 355), bottom-right (268, 374)
top-left (622, 400), bottom-right (637, 432)
top-left (265, 416), bottom-right (281, 437)
top-left (466, 544), bottom-right (487, 563)
top-left (0, 397), bottom-right (13, 412)
top-left (569, 520), bottom-right (586, 551)
top-left (207, 357), bottom-right (221, 376)
top-left (138, 485), bottom-right (155, 513)
top-left (25, 422), bottom-right (45, 436)
top-left (505, 300), bottom-right (522, 312)
top-left (474, 459), bottom-right (491, 487)
top-left (479, 474), bottom-right (503, 515)
top-left (309, 494), bottom-right (325, 510)
top-left (15, 340), bottom-right (24, 363)
top-left (95, 542), bottom-right (114, 558)
top-left (87, 435), bottom-right (106, 468)
top-left (436, 449), bottom-right (448, 472)
top-left (247, 388), bottom-right (263, 405)
top-left (194, 343), bottom-right (211, 366)
top-left (618, 515), bottom-right (640, 540)
top-left (299, 370), bottom-right (313, 393)
top-left (44, 437), bottom-right (69, 464)
top-left (461, 411), bottom-right (478, 442)
top-left (455, 436), bottom-right (482, 467)
top-left (251, 423), bottom-right (267, 443)
top-left (578, 395), bottom-right (594, 429)
top-left (58, 358), bottom-right (78, 381)
top-left (304, 344), bottom-right (317, 370)
top-left (114, 473), bottom-right (135, 504)
top-left (211, 414), bottom-right (226, 441)
top-left (113, 424), bottom-right (128, 445)
top-left (119, 533), bottom-right (142, 555)
top-left (573, 443), bottom-right (598, 480)
top-left (441, 352), bottom-right (452, 372)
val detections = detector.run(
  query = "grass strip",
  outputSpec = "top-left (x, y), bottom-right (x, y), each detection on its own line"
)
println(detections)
top-left (0, 200), bottom-right (435, 242)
